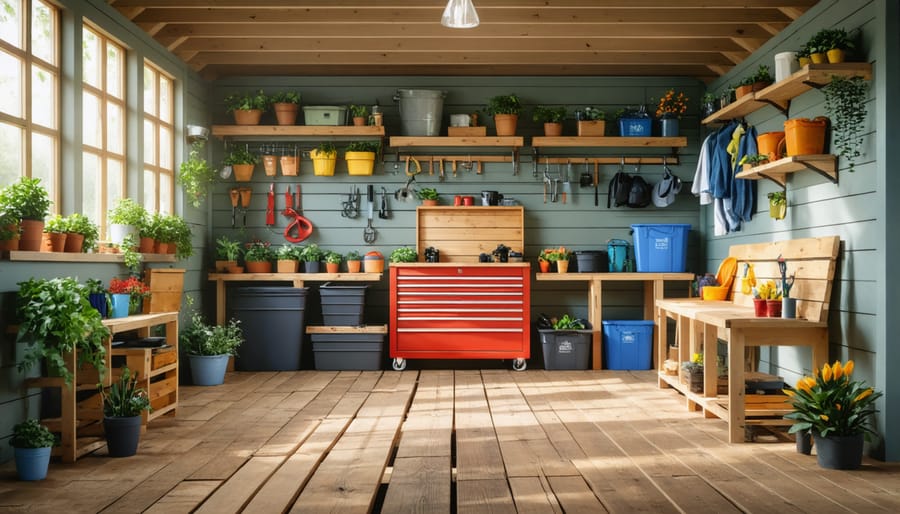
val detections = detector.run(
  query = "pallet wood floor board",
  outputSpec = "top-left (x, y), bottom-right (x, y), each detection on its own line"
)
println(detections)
top-left (508, 476), bottom-right (564, 514)
top-left (143, 480), bottom-right (221, 514)
top-left (456, 478), bottom-right (517, 514)
top-left (546, 475), bottom-right (608, 514)
top-left (194, 456), bottom-right (284, 514)
top-left (380, 456), bottom-right (452, 513)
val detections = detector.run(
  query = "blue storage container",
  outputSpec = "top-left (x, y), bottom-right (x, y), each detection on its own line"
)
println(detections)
top-left (631, 223), bottom-right (690, 272)
top-left (602, 320), bottom-right (654, 370)
top-left (618, 118), bottom-right (652, 137)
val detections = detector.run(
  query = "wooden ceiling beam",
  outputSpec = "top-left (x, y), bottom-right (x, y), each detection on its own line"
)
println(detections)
top-left (111, 0), bottom-right (817, 8)
top-left (732, 38), bottom-right (768, 53)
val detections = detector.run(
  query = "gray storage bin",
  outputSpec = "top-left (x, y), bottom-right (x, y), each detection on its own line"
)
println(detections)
top-left (311, 333), bottom-right (384, 370)
top-left (228, 287), bottom-right (308, 371)
top-left (539, 329), bottom-right (591, 370)
top-left (320, 283), bottom-right (367, 326)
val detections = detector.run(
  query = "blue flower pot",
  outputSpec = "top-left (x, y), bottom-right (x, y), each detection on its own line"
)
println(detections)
top-left (189, 354), bottom-right (230, 386)
top-left (14, 446), bottom-right (51, 481)
top-left (110, 294), bottom-right (130, 318)
top-left (88, 293), bottom-right (108, 318)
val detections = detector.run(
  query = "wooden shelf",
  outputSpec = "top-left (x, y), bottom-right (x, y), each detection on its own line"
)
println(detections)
top-left (735, 154), bottom-right (837, 187)
top-left (703, 62), bottom-right (873, 124)
top-left (389, 136), bottom-right (524, 148)
top-left (531, 136), bottom-right (687, 148)
top-left (208, 272), bottom-right (382, 282)
top-left (7, 250), bottom-right (176, 263)
top-left (211, 125), bottom-right (385, 139)
top-left (306, 325), bottom-right (388, 334)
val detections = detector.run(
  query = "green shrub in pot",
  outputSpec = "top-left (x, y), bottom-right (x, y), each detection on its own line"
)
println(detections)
top-left (532, 106), bottom-right (567, 123)
top-left (181, 313), bottom-right (244, 357)
top-left (65, 213), bottom-right (99, 252)
top-left (390, 246), bottom-right (418, 263)
top-left (298, 242), bottom-right (324, 263)
top-left (0, 177), bottom-right (51, 221)
top-left (224, 89), bottom-right (269, 114)
top-left (485, 94), bottom-right (522, 116)
top-left (108, 198), bottom-right (148, 227)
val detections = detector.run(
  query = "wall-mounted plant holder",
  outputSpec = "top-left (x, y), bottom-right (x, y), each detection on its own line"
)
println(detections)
top-left (768, 190), bottom-right (786, 220)
top-left (186, 124), bottom-right (209, 142)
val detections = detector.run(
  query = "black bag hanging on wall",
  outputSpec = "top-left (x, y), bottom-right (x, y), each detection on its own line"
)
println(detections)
top-left (627, 175), bottom-right (652, 207)
top-left (608, 171), bottom-right (651, 208)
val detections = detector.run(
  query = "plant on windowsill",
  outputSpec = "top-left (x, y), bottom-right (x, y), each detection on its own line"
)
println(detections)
top-left (225, 89), bottom-right (269, 125)
top-left (823, 75), bottom-right (868, 172)
top-left (0, 207), bottom-right (23, 251)
top-left (108, 198), bottom-right (147, 248)
top-left (0, 177), bottom-right (51, 251)
top-left (153, 214), bottom-right (192, 260)
top-left (15, 277), bottom-right (110, 386)
top-left (178, 140), bottom-right (216, 208)
top-left (42, 214), bottom-right (67, 252)
top-left (64, 213), bottom-right (99, 253)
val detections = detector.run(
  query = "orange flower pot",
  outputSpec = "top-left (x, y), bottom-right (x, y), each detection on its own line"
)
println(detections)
top-left (325, 262), bottom-right (340, 273)
top-left (233, 109), bottom-right (262, 125)
top-left (346, 260), bottom-right (361, 273)
top-left (245, 261), bottom-right (272, 273)
top-left (262, 155), bottom-right (277, 176)
top-left (233, 163), bottom-right (255, 182)
top-left (493, 114), bottom-right (518, 136)
top-left (543, 122), bottom-right (562, 137)
top-left (64, 233), bottom-right (84, 253)
top-left (784, 117), bottom-right (828, 156)
top-left (756, 131), bottom-right (785, 162)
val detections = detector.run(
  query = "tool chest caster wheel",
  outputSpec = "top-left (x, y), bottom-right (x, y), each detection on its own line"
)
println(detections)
top-left (512, 358), bottom-right (527, 371)
top-left (392, 358), bottom-right (407, 371)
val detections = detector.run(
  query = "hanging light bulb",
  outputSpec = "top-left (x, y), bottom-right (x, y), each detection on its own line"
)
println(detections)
top-left (441, 0), bottom-right (479, 29)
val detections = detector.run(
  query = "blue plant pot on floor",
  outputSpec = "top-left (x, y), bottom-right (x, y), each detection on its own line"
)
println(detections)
top-left (189, 354), bottom-right (230, 386)
top-left (14, 446), bottom-right (51, 481)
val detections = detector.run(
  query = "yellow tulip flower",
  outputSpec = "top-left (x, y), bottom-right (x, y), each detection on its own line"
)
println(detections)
top-left (854, 388), bottom-right (873, 403)
top-left (796, 377), bottom-right (813, 394)
top-left (832, 360), bottom-right (843, 380)
top-left (822, 362), bottom-right (833, 381)
top-left (820, 414), bottom-right (829, 421)
top-left (844, 360), bottom-right (854, 376)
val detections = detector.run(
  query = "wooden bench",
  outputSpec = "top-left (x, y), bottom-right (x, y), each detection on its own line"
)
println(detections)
top-left (655, 235), bottom-right (840, 443)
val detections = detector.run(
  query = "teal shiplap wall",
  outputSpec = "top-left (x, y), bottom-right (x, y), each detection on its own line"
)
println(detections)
top-left (207, 75), bottom-right (704, 337)
top-left (0, 0), bottom-right (209, 463)
top-left (703, 0), bottom-right (899, 460)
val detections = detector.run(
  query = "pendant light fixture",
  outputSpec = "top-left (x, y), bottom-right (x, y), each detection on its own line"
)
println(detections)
top-left (441, 0), bottom-right (479, 29)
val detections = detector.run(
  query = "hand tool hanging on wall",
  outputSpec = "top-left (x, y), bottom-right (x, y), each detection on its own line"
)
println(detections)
top-left (282, 185), bottom-right (314, 243)
top-left (341, 185), bottom-right (360, 218)
top-left (563, 161), bottom-right (572, 204)
top-left (379, 187), bottom-right (391, 219)
top-left (266, 184), bottom-right (275, 226)
top-left (364, 184), bottom-right (377, 243)
top-left (593, 162), bottom-right (600, 206)
top-left (229, 188), bottom-right (239, 228)
top-left (240, 188), bottom-right (251, 228)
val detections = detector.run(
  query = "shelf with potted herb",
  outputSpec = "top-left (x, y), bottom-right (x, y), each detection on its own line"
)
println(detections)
top-left (735, 154), bottom-right (837, 188)
top-left (211, 125), bottom-right (385, 139)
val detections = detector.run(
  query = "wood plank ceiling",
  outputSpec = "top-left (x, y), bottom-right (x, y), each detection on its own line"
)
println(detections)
top-left (108, 0), bottom-right (818, 82)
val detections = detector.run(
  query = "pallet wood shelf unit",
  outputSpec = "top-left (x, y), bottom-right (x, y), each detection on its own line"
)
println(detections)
top-left (389, 136), bottom-right (524, 148)
top-left (531, 136), bottom-right (688, 148)
top-left (736, 154), bottom-right (838, 187)
top-left (23, 312), bottom-right (179, 462)
top-left (6, 251), bottom-right (176, 264)
top-left (702, 63), bottom-right (873, 124)
top-left (211, 125), bottom-right (385, 140)
top-left (207, 272), bottom-right (383, 325)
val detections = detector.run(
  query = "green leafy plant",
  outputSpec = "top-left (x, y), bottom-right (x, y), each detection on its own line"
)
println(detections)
top-left (0, 177), bottom-right (51, 220)
top-left (181, 313), bottom-right (244, 356)
top-left (768, 191), bottom-right (786, 205)
top-left (740, 154), bottom-right (771, 167)
top-left (390, 246), bottom-right (418, 263)
top-left (349, 104), bottom-right (369, 118)
top-left (809, 28), bottom-right (854, 54)
top-left (551, 314), bottom-right (585, 330)
top-left (298, 243), bottom-right (324, 263)
top-left (324, 250), bottom-right (342, 264)
top-left (785, 360), bottom-right (882, 438)
top-left (224, 146), bottom-right (259, 166)
top-left (270, 91), bottom-right (300, 104)
top-left (10, 419), bottom-right (56, 449)
top-left (485, 94), bottom-right (522, 116)
top-left (417, 187), bottom-right (439, 201)
top-left (43, 213), bottom-right (66, 233)
top-left (121, 233), bottom-right (143, 274)
top-left (579, 106), bottom-right (605, 121)
top-left (532, 105), bottom-right (567, 123)
top-left (15, 277), bottom-right (110, 387)
top-left (244, 240), bottom-right (274, 262)
top-left (345, 250), bottom-right (361, 261)
top-left (0, 208), bottom-right (21, 241)
top-left (277, 244), bottom-right (300, 260)
top-left (108, 198), bottom-right (147, 226)
top-left (216, 236), bottom-right (243, 261)
top-left (313, 142), bottom-right (337, 157)
top-left (824, 75), bottom-right (868, 172)
top-left (345, 141), bottom-right (380, 154)
top-left (539, 246), bottom-right (569, 262)
top-left (178, 140), bottom-right (216, 208)
top-left (101, 367), bottom-right (151, 418)
top-left (752, 64), bottom-right (772, 83)
top-left (153, 214), bottom-right (192, 260)
top-left (224, 89), bottom-right (269, 113)
top-left (64, 213), bottom-right (99, 252)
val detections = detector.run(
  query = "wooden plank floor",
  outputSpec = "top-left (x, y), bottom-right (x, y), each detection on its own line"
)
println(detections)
top-left (2, 370), bottom-right (900, 513)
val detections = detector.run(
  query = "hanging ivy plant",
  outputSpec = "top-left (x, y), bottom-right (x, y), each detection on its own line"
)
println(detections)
top-left (178, 140), bottom-right (216, 208)
top-left (823, 75), bottom-right (868, 172)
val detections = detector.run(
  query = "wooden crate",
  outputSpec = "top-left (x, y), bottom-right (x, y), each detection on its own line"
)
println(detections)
top-left (447, 126), bottom-right (487, 137)
top-left (142, 268), bottom-right (185, 313)
top-left (416, 206), bottom-right (524, 262)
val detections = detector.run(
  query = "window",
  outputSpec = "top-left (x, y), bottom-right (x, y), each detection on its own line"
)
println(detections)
top-left (0, 0), bottom-right (59, 210)
top-left (143, 61), bottom-right (174, 214)
top-left (82, 24), bottom-right (125, 232)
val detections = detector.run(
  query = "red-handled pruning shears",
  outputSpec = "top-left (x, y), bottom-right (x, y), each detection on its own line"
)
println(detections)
top-left (266, 183), bottom-right (275, 226)
top-left (282, 185), bottom-right (314, 243)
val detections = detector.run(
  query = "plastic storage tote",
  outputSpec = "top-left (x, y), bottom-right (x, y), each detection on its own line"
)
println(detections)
top-left (631, 223), bottom-right (690, 272)
top-left (574, 250), bottom-right (608, 273)
top-left (312, 333), bottom-right (384, 370)
top-left (303, 106), bottom-right (347, 126)
top-left (319, 283), bottom-right (367, 326)
top-left (539, 329), bottom-right (591, 370)
top-left (602, 320), bottom-right (654, 370)
top-left (618, 118), bottom-right (652, 137)
top-left (228, 287), bottom-right (308, 371)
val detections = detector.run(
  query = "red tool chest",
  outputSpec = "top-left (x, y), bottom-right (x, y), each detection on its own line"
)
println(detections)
top-left (389, 263), bottom-right (531, 370)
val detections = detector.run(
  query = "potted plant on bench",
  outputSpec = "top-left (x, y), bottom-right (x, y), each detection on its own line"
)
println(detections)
top-left (533, 105), bottom-right (567, 136)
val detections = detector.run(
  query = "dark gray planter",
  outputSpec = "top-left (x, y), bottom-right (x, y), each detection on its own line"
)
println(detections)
top-left (813, 432), bottom-right (864, 469)
top-left (104, 415), bottom-right (142, 457)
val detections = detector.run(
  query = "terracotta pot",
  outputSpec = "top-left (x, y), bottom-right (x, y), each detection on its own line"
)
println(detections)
top-left (233, 163), bottom-right (255, 182)
top-left (215, 260), bottom-right (237, 272)
top-left (19, 219), bottom-right (44, 251)
top-left (262, 155), bottom-right (277, 176)
top-left (0, 235), bottom-right (19, 252)
top-left (577, 120), bottom-right (605, 137)
top-left (154, 241), bottom-right (169, 254)
top-left (277, 259), bottom-right (299, 273)
top-left (363, 258), bottom-right (384, 273)
top-left (352, 116), bottom-right (367, 126)
top-left (346, 260), bottom-right (361, 273)
top-left (42, 232), bottom-right (66, 252)
top-left (753, 298), bottom-right (767, 317)
top-left (280, 156), bottom-right (298, 176)
top-left (421, 199), bottom-right (438, 206)
top-left (273, 103), bottom-right (298, 126)
top-left (245, 261), bottom-right (272, 273)
top-left (826, 49), bottom-right (845, 64)
top-left (543, 122), bottom-right (563, 137)
top-left (556, 259), bottom-right (569, 273)
top-left (539, 260), bottom-right (550, 273)
top-left (64, 233), bottom-right (84, 253)
top-left (233, 109), bottom-right (262, 125)
top-left (325, 262), bottom-right (340, 273)
top-left (138, 236), bottom-right (154, 253)
top-left (766, 299), bottom-right (783, 317)
top-left (735, 84), bottom-right (753, 99)
top-left (493, 114), bottom-right (518, 136)
top-left (167, 242), bottom-right (176, 255)
top-left (227, 265), bottom-right (244, 274)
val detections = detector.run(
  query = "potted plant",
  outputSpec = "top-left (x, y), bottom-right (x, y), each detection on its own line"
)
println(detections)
top-left (654, 89), bottom-right (688, 137)
top-left (180, 313), bottom-right (244, 386)
top-left (42, 214), bottom-right (68, 252)
top-left (533, 105), bottom-right (567, 136)
top-left (345, 249), bottom-right (362, 273)
top-left (108, 275), bottom-right (150, 318)
top-left (215, 236), bottom-right (243, 272)
top-left (796, 43), bottom-right (811, 67)
top-left (85, 278), bottom-right (109, 318)
top-left (389, 246), bottom-right (418, 263)
top-left (64, 213), bottom-right (99, 253)
top-left (485, 93), bottom-right (522, 136)
top-left (824, 75), bottom-right (868, 172)
top-left (108, 198), bottom-right (147, 247)
top-left (154, 214), bottom-right (193, 260)
top-left (553, 247), bottom-right (571, 273)
top-left (100, 367), bottom-right (151, 457)
top-left (276, 244), bottom-right (300, 273)
top-left (806, 30), bottom-right (829, 63)
top-left (299, 242), bottom-right (324, 273)
top-left (785, 360), bottom-right (882, 469)
top-left (417, 187), bottom-right (439, 206)
top-left (270, 90), bottom-right (300, 126)
top-left (752, 279), bottom-right (781, 317)
top-left (244, 240), bottom-right (274, 273)
top-left (349, 104), bottom-right (369, 126)
top-left (538, 246), bottom-right (567, 273)
top-left (575, 106), bottom-right (606, 136)
top-left (344, 141), bottom-right (379, 176)
top-left (0, 207), bottom-right (22, 252)
top-left (741, 153), bottom-right (771, 169)
top-left (310, 142), bottom-right (337, 176)
top-left (700, 93), bottom-right (718, 119)
top-left (225, 89), bottom-right (268, 125)
top-left (324, 250), bottom-right (342, 273)
top-left (0, 177), bottom-right (51, 251)
top-left (15, 277), bottom-right (110, 386)
top-left (767, 190), bottom-right (787, 220)
top-left (178, 140), bottom-right (216, 208)
top-left (9, 419), bottom-right (55, 481)
top-left (224, 146), bottom-right (259, 182)
top-left (808, 28), bottom-right (855, 64)
top-left (142, 212), bottom-right (166, 253)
